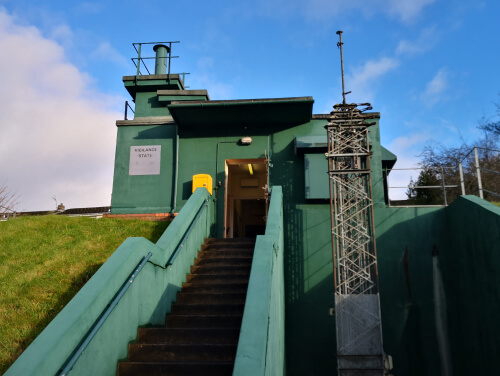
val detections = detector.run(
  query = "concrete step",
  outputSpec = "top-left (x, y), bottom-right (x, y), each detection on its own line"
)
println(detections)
top-left (186, 273), bottom-right (249, 284)
top-left (181, 282), bottom-right (248, 294)
top-left (198, 249), bottom-right (253, 258)
top-left (206, 238), bottom-right (255, 245)
top-left (176, 293), bottom-right (246, 305)
top-left (195, 256), bottom-right (252, 266)
top-left (171, 303), bottom-right (245, 315)
top-left (137, 328), bottom-right (240, 345)
top-left (166, 314), bottom-right (243, 328)
top-left (118, 238), bottom-right (255, 374)
top-left (128, 343), bottom-right (237, 362)
top-left (118, 361), bottom-right (234, 376)
top-left (190, 264), bottom-right (251, 275)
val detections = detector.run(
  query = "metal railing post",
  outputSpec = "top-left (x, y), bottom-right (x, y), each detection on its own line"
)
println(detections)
top-left (458, 162), bottom-right (465, 195)
top-left (440, 166), bottom-right (448, 206)
top-left (474, 147), bottom-right (484, 199)
top-left (168, 42), bottom-right (172, 82)
top-left (136, 43), bottom-right (142, 78)
top-left (385, 167), bottom-right (390, 207)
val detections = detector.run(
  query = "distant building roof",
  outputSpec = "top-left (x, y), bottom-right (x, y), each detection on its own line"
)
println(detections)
top-left (15, 206), bottom-right (111, 218)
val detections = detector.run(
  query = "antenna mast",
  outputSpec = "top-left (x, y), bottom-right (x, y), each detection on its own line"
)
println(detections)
top-left (326, 31), bottom-right (388, 376)
top-left (336, 31), bottom-right (349, 105)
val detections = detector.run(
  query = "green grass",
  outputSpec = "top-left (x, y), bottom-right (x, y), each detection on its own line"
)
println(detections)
top-left (0, 215), bottom-right (169, 374)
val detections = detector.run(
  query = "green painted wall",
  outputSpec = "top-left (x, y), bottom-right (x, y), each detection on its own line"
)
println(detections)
top-left (134, 92), bottom-right (173, 117)
top-left (177, 135), bottom-right (269, 238)
top-left (368, 118), bottom-right (386, 206)
top-left (375, 206), bottom-right (445, 375)
top-left (440, 196), bottom-right (500, 375)
top-left (111, 124), bottom-right (175, 213)
top-left (283, 204), bottom-right (336, 375)
top-left (374, 197), bottom-right (500, 376)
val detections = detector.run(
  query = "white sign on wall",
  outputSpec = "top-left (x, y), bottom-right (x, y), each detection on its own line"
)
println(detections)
top-left (129, 145), bottom-right (161, 175)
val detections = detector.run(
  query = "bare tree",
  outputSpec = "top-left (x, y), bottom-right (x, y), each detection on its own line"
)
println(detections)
top-left (0, 183), bottom-right (20, 214)
top-left (478, 100), bottom-right (500, 135)
top-left (409, 103), bottom-right (500, 205)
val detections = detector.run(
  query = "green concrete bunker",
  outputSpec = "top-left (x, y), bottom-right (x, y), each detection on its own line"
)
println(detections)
top-left (6, 41), bottom-right (500, 376)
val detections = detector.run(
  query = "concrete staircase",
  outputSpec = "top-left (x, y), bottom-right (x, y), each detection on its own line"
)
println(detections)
top-left (118, 238), bottom-right (255, 376)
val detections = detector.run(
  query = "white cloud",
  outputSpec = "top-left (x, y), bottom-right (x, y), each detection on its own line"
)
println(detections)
top-left (396, 26), bottom-right (438, 56)
top-left (49, 24), bottom-right (73, 46)
top-left (90, 41), bottom-right (128, 66)
top-left (420, 67), bottom-right (449, 107)
top-left (388, 0), bottom-right (436, 23)
top-left (187, 57), bottom-right (233, 99)
top-left (0, 9), bottom-right (122, 211)
top-left (347, 57), bottom-right (399, 103)
top-left (256, 0), bottom-right (435, 23)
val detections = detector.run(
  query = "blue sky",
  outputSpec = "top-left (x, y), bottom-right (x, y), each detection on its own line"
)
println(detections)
top-left (0, 0), bottom-right (499, 210)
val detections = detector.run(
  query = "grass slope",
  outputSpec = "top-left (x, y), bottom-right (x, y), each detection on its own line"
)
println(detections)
top-left (0, 215), bottom-right (169, 374)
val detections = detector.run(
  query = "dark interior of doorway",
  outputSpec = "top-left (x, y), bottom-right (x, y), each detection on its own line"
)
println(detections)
top-left (225, 159), bottom-right (267, 239)
top-left (232, 199), bottom-right (266, 238)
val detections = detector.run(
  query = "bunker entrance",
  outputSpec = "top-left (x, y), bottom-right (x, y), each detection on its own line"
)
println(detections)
top-left (224, 159), bottom-right (267, 238)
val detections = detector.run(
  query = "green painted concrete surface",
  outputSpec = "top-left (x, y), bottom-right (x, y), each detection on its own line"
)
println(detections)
top-left (375, 205), bottom-right (446, 375)
top-left (111, 124), bottom-right (176, 214)
top-left (440, 196), bottom-right (500, 376)
top-left (283, 204), bottom-right (336, 375)
top-left (374, 196), bottom-right (500, 376)
top-left (5, 188), bottom-right (214, 376)
top-left (234, 186), bottom-right (285, 376)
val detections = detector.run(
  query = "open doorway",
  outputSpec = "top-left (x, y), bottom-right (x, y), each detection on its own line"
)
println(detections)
top-left (224, 158), bottom-right (267, 238)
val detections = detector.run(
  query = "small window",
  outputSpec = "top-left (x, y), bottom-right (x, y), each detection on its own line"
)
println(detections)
top-left (304, 153), bottom-right (329, 199)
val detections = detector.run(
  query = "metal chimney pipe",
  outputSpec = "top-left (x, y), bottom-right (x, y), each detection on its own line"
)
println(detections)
top-left (153, 44), bottom-right (170, 75)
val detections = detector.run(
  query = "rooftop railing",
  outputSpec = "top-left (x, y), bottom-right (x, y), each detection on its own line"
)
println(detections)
top-left (386, 146), bottom-right (500, 206)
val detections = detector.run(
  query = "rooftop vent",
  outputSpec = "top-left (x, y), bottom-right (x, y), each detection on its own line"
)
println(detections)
top-left (153, 44), bottom-right (170, 75)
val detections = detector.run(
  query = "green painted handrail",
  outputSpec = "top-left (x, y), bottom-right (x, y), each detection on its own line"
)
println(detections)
top-left (5, 187), bottom-right (214, 376)
top-left (166, 197), bottom-right (209, 266)
top-left (58, 253), bottom-right (152, 376)
top-left (233, 186), bottom-right (285, 376)
top-left (58, 193), bottom-right (210, 374)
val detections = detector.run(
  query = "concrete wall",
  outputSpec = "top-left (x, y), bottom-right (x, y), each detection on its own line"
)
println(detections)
top-left (375, 206), bottom-right (446, 375)
top-left (440, 196), bottom-right (500, 375)
top-left (375, 197), bottom-right (500, 376)
top-left (111, 124), bottom-right (176, 213)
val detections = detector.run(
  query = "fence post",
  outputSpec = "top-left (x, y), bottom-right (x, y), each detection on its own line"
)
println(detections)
top-left (458, 162), bottom-right (465, 195)
top-left (136, 43), bottom-right (141, 78)
top-left (440, 166), bottom-right (448, 206)
top-left (384, 167), bottom-right (390, 207)
top-left (474, 147), bottom-right (484, 199)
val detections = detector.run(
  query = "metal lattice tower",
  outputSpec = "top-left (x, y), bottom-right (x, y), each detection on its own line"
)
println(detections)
top-left (327, 31), bottom-right (386, 376)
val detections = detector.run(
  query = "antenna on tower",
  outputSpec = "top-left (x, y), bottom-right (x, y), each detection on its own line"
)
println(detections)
top-left (336, 30), bottom-right (351, 105)
top-left (327, 30), bottom-right (387, 375)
